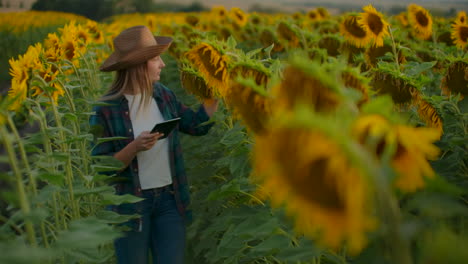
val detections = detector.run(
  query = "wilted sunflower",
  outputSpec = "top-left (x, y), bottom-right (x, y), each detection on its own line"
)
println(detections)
top-left (318, 34), bottom-right (342, 57)
top-left (253, 114), bottom-right (375, 253)
top-left (371, 69), bottom-right (417, 104)
top-left (260, 28), bottom-right (284, 52)
top-left (180, 65), bottom-right (213, 99)
top-left (451, 21), bottom-right (468, 49)
top-left (358, 5), bottom-right (389, 47)
top-left (277, 22), bottom-right (301, 48)
top-left (408, 4), bottom-right (433, 40)
top-left (317, 7), bottom-right (330, 19)
top-left (225, 77), bottom-right (271, 134)
top-left (340, 14), bottom-right (371, 48)
top-left (440, 60), bottom-right (468, 97)
top-left (416, 96), bottom-right (443, 138)
top-left (185, 43), bottom-right (230, 97)
top-left (364, 42), bottom-right (406, 68)
top-left (437, 30), bottom-right (455, 46)
top-left (273, 57), bottom-right (342, 112)
top-left (185, 14), bottom-right (200, 27)
top-left (455, 11), bottom-right (467, 24)
top-left (342, 68), bottom-right (371, 106)
top-left (352, 115), bottom-right (440, 192)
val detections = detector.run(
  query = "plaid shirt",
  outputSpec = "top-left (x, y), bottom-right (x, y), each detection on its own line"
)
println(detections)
top-left (90, 82), bottom-right (213, 229)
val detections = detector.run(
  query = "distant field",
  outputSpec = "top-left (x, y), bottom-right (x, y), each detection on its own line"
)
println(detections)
top-left (1, 0), bottom-right (466, 14)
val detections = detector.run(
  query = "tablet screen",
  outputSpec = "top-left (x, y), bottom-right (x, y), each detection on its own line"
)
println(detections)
top-left (150, 117), bottom-right (181, 139)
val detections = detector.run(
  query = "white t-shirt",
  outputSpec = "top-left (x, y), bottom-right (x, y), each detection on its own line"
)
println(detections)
top-left (124, 93), bottom-right (172, 189)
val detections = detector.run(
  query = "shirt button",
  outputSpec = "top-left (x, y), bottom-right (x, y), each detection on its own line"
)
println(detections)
top-left (129, 129), bottom-right (132, 132)
top-left (125, 111), bottom-right (129, 115)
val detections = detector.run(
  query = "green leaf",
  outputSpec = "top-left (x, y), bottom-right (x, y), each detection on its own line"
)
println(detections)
top-left (37, 171), bottom-right (64, 186)
top-left (101, 193), bottom-right (144, 205)
top-left (0, 240), bottom-right (56, 264)
top-left (95, 210), bottom-right (140, 224)
top-left (55, 217), bottom-right (121, 249)
top-left (404, 61), bottom-right (437, 77)
top-left (73, 185), bottom-right (114, 197)
top-left (96, 136), bottom-right (128, 145)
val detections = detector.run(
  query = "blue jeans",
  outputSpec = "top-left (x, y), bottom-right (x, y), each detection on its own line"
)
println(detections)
top-left (114, 186), bottom-right (186, 264)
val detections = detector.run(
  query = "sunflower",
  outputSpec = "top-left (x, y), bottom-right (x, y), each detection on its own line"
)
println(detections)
top-left (185, 14), bottom-right (200, 27)
top-left (340, 14), bottom-right (371, 48)
top-left (225, 77), bottom-right (271, 134)
top-left (364, 42), bottom-right (406, 68)
top-left (358, 5), bottom-right (389, 47)
top-left (8, 58), bottom-right (29, 111)
top-left (185, 43), bottom-right (230, 97)
top-left (277, 22), bottom-right (301, 48)
top-left (307, 10), bottom-right (322, 22)
top-left (75, 25), bottom-right (91, 48)
top-left (440, 61), bottom-right (468, 97)
top-left (408, 4), bottom-right (433, 40)
top-left (437, 30), bottom-right (455, 46)
top-left (318, 34), bottom-right (342, 57)
top-left (395, 12), bottom-right (409, 27)
top-left (260, 28), bottom-right (284, 52)
top-left (416, 96), bottom-right (443, 138)
top-left (317, 7), bottom-right (330, 19)
top-left (31, 63), bottom-right (64, 103)
top-left (44, 33), bottom-right (61, 52)
top-left (352, 115), bottom-right (440, 192)
top-left (229, 63), bottom-right (270, 88)
top-left (455, 11), bottom-right (466, 24)
top-left (60, 32), bottom-right (81, 66)
top-left (211, 6), bottom-right (228, 20)
top-left (180, 64), bottom-right (213, 100)
top-left (273, 57), bottom-right (342, 112)
top-left (451, 21), bottom-right (468, 49)
top-left (342, 68), bottom-right (370, 107)
top-left (371, 70), bottom-right (417, 104)
top-left (253, 113), bottom-right (375, 253)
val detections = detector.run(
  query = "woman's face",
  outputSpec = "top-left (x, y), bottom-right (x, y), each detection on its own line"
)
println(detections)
top-left (147, 56), bottom-right (166, 83)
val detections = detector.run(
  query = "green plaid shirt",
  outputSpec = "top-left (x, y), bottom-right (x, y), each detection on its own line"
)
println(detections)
top-left (90, 82), bottom-right (213, 228)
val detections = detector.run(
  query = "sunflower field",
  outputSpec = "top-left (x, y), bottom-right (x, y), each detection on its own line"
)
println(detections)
top-left (0, 4), bottom-right (467, 264)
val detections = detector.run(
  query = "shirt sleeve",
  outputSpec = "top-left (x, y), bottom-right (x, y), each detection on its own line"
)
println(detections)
top-left (89, 106), bottom-right (117, 157)
top-left (159, 84), bottom-right (214, 136)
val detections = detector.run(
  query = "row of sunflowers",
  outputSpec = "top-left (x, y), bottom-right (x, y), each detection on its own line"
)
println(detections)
top-left (0, 4), bottom-right (467, 264)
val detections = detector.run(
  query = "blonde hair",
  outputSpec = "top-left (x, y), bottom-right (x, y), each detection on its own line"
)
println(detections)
top-left (101, 62), bottom-right (153, 112)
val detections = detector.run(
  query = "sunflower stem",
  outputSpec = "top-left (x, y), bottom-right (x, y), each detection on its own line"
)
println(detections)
top-left (0, 126), bottom-right (37, 246)
top-left (388, 25), bottom-right (400, 72)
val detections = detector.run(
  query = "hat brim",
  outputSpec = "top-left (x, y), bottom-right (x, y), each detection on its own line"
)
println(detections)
top-left (100, 36), bottom-right (172, 72)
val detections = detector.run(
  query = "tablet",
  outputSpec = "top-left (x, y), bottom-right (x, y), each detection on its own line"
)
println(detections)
top-left (151, 117), bottom-right (181, 139)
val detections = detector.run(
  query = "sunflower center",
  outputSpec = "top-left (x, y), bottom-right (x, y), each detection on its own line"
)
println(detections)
top-left (63, 42), bottom-right (75, 61)
top-left (416, 11), bottom-right (429, 27)
top-left (459, 26), bottom-right (468, 42)
top-left (299, 158), bottom-right (344, 211)
top-left (345, 17), bottom-right (367, 38)
top-left (367, 14), bottom-right (384, 35)
top-left (235, 12), bottom-right (244, 21)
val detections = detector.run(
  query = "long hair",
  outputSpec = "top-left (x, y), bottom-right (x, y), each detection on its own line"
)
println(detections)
top-left (101, 62), bottom-right (154, 112)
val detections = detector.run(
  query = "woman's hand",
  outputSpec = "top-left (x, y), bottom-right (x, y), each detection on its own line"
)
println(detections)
top-left (133, 131), bottom-right (164, 152)
top-left (203, 98), bottom-right (219, 117)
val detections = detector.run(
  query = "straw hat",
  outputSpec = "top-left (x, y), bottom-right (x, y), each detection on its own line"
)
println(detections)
top-left (100, 25), bottom-right (172, 72)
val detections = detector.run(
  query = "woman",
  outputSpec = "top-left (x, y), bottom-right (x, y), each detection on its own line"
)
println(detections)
top-left (90, 25), bottom-right (218, 264)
